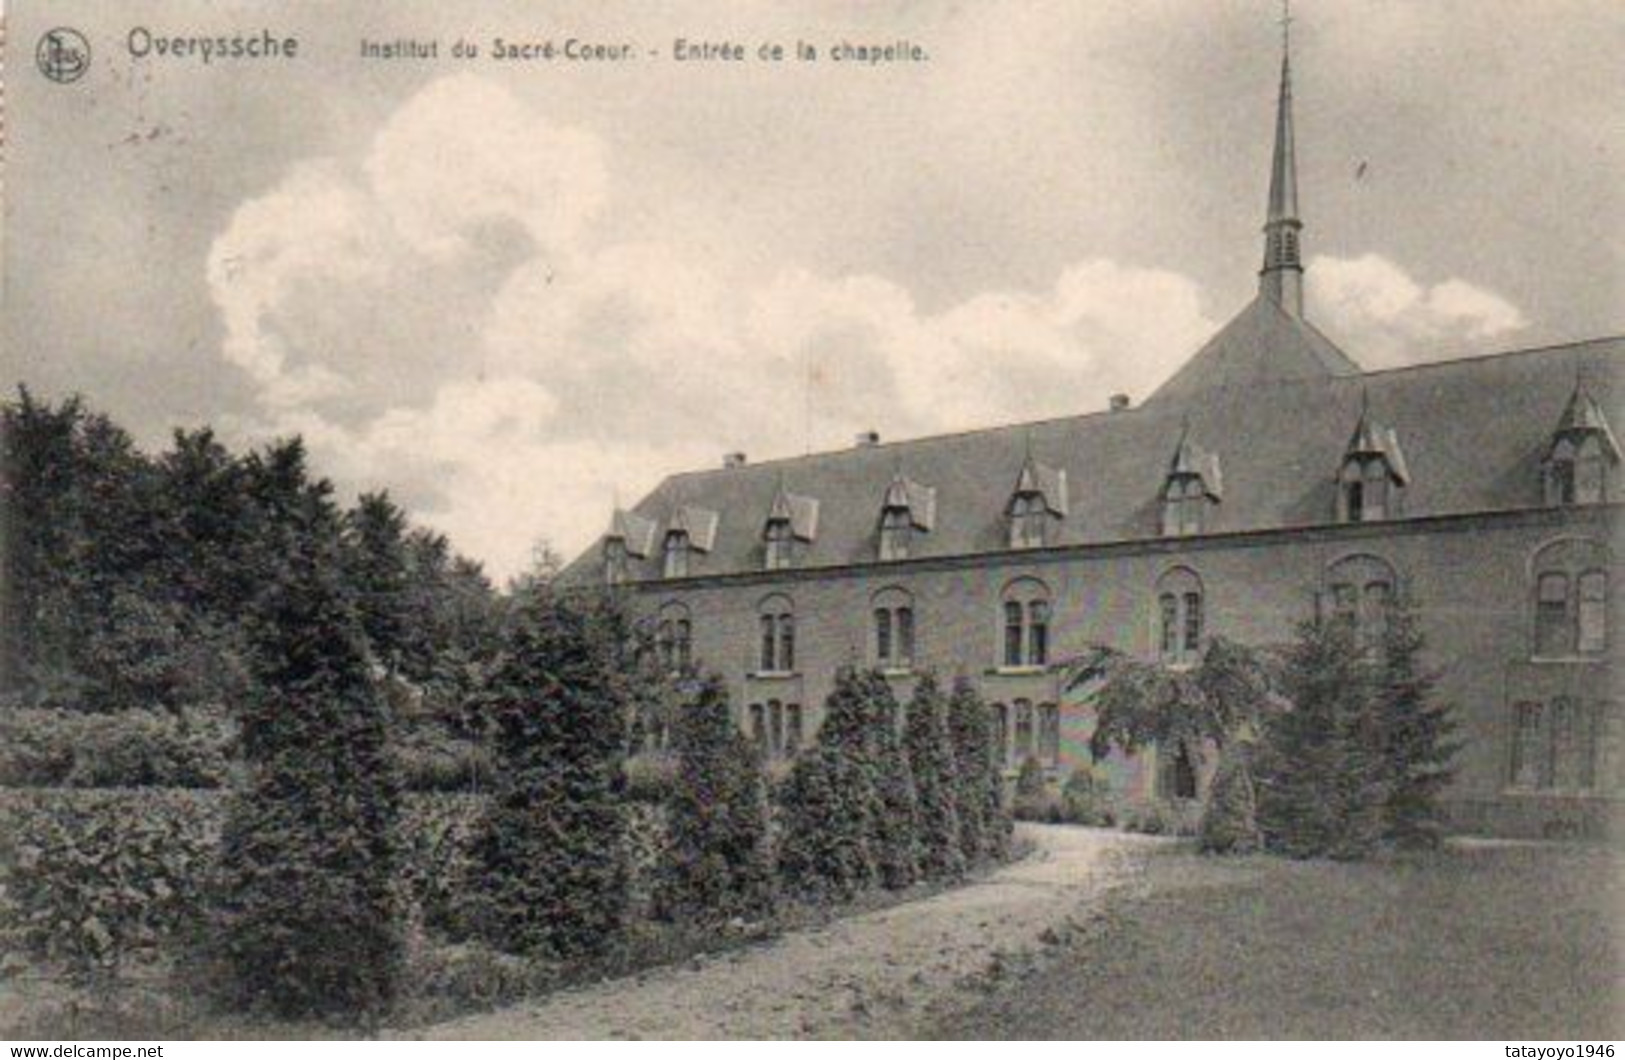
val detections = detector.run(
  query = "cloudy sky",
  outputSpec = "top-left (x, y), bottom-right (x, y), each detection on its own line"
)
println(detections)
top-left (6, 0), bottom-right (1622, 580)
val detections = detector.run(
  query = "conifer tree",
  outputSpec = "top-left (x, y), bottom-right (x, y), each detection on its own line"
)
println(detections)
top-left (1375, 592), bottom-right (1460, 849)
top-left (475, 587), bottom-right (630, 956)
top-left (903, 674), bottom-right (964, 879)
top-left (947, 676), bottom-right (1009, 863)
top-left (1256, 616), bottom-right (1387, 859)
top-left (217, 469), bottom-right (403, 1020)
top-left (341, 491), bottom-right (412, 673)
top-left (658, 673), bottom-right (773, 922)
top-left (777, 668), bottom-right (880, 899)
top-left (863, 671), bottom-right (919, 889)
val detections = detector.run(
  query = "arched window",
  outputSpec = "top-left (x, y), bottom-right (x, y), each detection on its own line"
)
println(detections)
top-left (758, 595), bottom-right (796, 673)
top-left (662, 530), bottom-right (690, 578)
top-left (1530, 538), bottom-right (1610, 659)
top-left (999, 579), bottom-right (1053, 669)
top-left (1325, 554), bottom-right (1398, 648)
top-left (1154, 567), bottom-right (1203, 664)
top-left (872, 587), bottom-right (916, 669)
top-left (656, 603), bottom-right (693, 673)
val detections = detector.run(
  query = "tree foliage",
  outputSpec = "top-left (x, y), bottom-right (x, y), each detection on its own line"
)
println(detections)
top-left (946, 676), bottom-right (1009, 864)
top-left (657, 673), bottom-right (773, 922)
top-left (1374, 593), bottom-right (1460, 849)
top-left (777, 668), bottom-right (881, 900)
top-left (862, 671), bottom-right (920, 890)
top-left (216, 466), bottom-right (404, 1021)
top-left (474, 587), bottom-right (631, 957)
top-left (902, 674), bottom-right (964, 879)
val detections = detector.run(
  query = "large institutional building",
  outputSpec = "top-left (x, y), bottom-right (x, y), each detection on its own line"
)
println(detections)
top-left (566, 34), bottom-right (1620, 837)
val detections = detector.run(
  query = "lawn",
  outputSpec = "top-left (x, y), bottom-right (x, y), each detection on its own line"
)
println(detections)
top-left (933, 837), bottom-right (1623, 1039)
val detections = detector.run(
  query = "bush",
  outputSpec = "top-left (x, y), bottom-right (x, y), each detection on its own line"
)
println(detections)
top-left (1199, 745), bottom-right (1261, 854)
top-left (474, 588), bottom-right (630, 958)
top-left (394, 727), bottom-right (492, 793)
top-left (1012, 756), bottom-right (1055, 822)
top-left (1120, 799), bottom-right (1201, 837)
top-left (0, 707), bottom-right (233, 789)
top-left (903, 674), bottom-right (964, 879)
top-left (0, 789), bottom-right (219, 985)
top-left (656, 674), bottom-right (773, 923)
top-left (622, 751), bottom-right (680, 805)
top-left (1059, 764), bottom-right (1116, 826)
top-left (396, 793), bottom-right (485, 940)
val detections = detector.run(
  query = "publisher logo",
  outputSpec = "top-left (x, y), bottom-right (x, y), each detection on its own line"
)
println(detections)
top-left (37, 28), bottom-right (91, 83)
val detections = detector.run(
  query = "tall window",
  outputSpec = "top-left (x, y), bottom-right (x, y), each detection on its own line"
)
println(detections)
top-left (1000, 579), bottom-right (1053, 669)
top-left (1013, 699), bottom-right (1035, 763)
top-left (1531, 539), bottom-right (1610, 658)
top-left (1325, 554), bottom-right (1397, 648)
top-left (758, 596), bottom-right (796, 672)
top-left (1009, 493), bottom-right (1048, 549)
top-left (873, 588), bottom-right (916, 669)
top-left (1510, 698), bottom-right (1601, 792)
top-left (992, 703), bottom-right (1010, 767)
top-left (764, 518), bottom-right (794, 570)
top-left (1154, 567), bottom-right (1203, 664)
top-left (879, 508), bottom-right (913, 561)
top-left (1160, 742), bottom-right (1198, 800)
top-left (748, 703), bottom-right (767, 754)
top-left (1038, 703), bottom-right (1061, 767)
top-left (656, 605), bottom-right (693, 673)
top-left (785, 704), bottom-right (803, 755)
top-left (662, 530), bottom-right (690, 578)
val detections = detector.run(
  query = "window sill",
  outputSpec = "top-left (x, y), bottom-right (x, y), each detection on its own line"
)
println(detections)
top-left (876, 666), bottom-right (916, 677)
top-left (747, 670), bottom-right (801, 681)
top-left (985, 665), bottom-right (1050, 677)
top-left (1500, 786), bottom-right (1606, 798)
top-left (1527, 654), bottom-right (1606, 665)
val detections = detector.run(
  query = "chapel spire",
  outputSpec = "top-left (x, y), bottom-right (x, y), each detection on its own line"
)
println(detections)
top-left (1259, 1), bottom-right (1304, 318)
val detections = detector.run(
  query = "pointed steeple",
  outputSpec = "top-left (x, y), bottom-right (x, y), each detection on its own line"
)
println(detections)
top-left (1260, 1), bottom-right (1305, 318)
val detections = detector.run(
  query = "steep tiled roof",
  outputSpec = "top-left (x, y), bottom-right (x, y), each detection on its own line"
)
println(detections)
top-left (566, 331), bottom-right (1623, 585)
top-left (1145, 296), bottom-right (1360, 406)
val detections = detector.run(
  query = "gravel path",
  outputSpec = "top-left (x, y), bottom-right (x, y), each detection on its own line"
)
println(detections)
top-left (422, 825), bottom-right (1154, 1040)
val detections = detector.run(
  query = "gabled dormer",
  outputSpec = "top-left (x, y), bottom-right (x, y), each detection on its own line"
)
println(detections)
top-left (1544, 378), bottom-right (1620, 506)
top-left (1161, 424), bottom-right (1222, 537)
top-left (764, 487), bottom-right (819, 570)
top-left (603, 508), bottom-right (657, 585)
top-left (1008, 456), bottom-right (1067, 549)
top-left (662, 504), bottom-right (719, 579)
top-left (879, 474), bottom-right (936, 561)
top-left (1337, 399), bottom-right (1409, 523)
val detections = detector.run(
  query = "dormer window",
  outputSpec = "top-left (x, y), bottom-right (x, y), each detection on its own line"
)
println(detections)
top-left (602, 508), bottom-right (656, 585)
top-left (1544, 380), bottom-right (1618, 507)
top-left (662, 531), bottom-right (690, 578)
top-left (763, 488), bottom-right (819, 570)
top-left (1160, 426), bottom-right (1220, 538)
top-left (878, 475), bottom-right (935, 562)
top-left (764, 519), bottom-right (793, 570)
top-left (1007, 458), bottom-right (1066, 550)
top-left (604, 539), bottom-right (629, 585)
top-left (1338, 403), bottom-right (1408, 524)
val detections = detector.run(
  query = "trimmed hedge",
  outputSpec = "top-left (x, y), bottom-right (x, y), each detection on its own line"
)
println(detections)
top-left (0, 788), bottom-right (217, 983)
top-left (0, 708), bottom-right (233, 789)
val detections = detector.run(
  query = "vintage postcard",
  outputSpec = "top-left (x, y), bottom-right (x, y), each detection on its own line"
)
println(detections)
top-left (2, 0), bottom-right (1620, 1045)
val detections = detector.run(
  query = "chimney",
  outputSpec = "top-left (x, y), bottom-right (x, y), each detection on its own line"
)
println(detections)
top-left (855, 430), bottom-right (880, 448)
top-left (722, 451), bottom-right (747, 469)
top-left (1109, 393), bottom-right (1131, 412)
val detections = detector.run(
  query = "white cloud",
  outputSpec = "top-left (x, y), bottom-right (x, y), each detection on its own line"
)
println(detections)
top-left (1309, 253), bottom-right (1527, 368)
top-left (207, 77), bottom-right (1520, 582)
